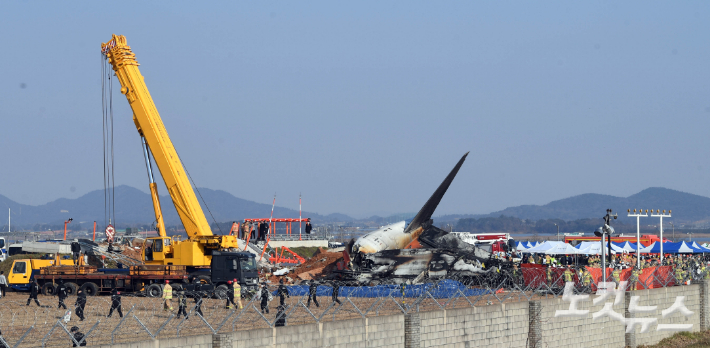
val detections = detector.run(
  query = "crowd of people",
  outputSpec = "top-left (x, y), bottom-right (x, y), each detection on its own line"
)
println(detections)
top-left (514, 250), bottom-right (710, 292)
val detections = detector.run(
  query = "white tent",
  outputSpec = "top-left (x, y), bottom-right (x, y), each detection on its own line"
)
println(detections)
top-left (541, 242), bottom-right (580, 255)
top-left (516, 241), bottom-right (528, 251)
top-left (575, 242), bottom-right (615, 255)
top-left (521, 241), bottom-right (563, 254)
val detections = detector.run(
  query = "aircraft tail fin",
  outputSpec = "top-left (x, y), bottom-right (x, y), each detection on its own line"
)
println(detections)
top-left (404, 152), bottom-right (469, 234)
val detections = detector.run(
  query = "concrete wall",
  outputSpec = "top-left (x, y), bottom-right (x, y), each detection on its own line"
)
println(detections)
top-left (633, 284), bottom-right (700, 346)
top-left (94, 282), bottom-right (708, 348)
top-left (419, 301), bottom-right (529, 348)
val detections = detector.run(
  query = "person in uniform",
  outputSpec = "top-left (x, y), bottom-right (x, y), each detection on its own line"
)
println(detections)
top-left (225, 280), bottom-right (237, 309)
top-left (70, 326), bottom-right (86, 347)
top-left (56, 278), bottom-right (68, 309)
top-left (26, 279), bottom-right (41, 306)
top-left (630, 267), bottom-right (641, 291)
top-left (233, 278), bottom-right (243, 309)
top-left (75, 289), bottom-right (87, 321)
top-left (563, 266), bottom-right (574, 284)
top-left (331, 280), bottom-right (341, 305)
top-left (107, 288), bottom-right (123, 318)
top-left (260, 284), bottom-right (270, 314)
top-left (307, 280), bottom-right (319, 308)
top-left (176, 290), bottom-right (188, 319)
top-left (277, 279), bottom-right (289, 306)
top-left (163, 280), bottom-right (173, 311)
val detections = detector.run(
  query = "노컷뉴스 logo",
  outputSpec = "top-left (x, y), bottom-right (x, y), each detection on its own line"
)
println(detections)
top-left (554, 281), bottom-right (693, 333)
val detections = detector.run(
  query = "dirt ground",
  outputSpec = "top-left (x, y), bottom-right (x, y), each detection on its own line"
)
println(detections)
top-left (639, 331), bottom-right (710, 348)
top-left (0, 286), bottom-right (538, 348)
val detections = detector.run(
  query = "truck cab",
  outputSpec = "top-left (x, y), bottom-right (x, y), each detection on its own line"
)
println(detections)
top-left (209, 251), bottom-right (258, 289)
top-left (8, 257), bottom-right (74, 291)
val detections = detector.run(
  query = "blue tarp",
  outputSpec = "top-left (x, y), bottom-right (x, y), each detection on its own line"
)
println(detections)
top-left (276, 279), bottom-right (491, 299)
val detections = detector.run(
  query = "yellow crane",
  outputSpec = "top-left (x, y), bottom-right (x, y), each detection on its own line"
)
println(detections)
top-left (101, 34), bottom-right (239, 267)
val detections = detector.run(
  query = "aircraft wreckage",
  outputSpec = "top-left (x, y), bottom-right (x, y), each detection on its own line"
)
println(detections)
top-left (340, 152), bottom-right (513, 284)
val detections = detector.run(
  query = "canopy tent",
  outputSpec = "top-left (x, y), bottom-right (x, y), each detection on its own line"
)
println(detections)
top-left (521, 241), bottom-right (562, 254)
top-left (516, 241), bottom-right (529, 251)
top-left (637, 241), bottom-right (699, 254)
top-left (574, 241), bottom-right (615, 255)
top-left (611, 241), bottom-right (637, 252)
top-left (541, 242), bottom-right (580, 255)
top-left (691, 242), bottom-right (710, 253)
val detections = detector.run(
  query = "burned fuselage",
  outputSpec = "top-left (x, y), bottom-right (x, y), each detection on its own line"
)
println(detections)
top-left (346, 226), bottom-right (511, 284)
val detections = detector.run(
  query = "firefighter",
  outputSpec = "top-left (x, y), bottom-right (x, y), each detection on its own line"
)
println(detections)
top-left (582, 268), bottom-right (592, 293)
top-left (331, 280), bottom-right (341, 305)
top-left (176, 290), bottom-right (188, 319)
top-left (260, 283), bottom-right (270, 314)
top-left (107, 288), bottom-right (123, 318)
top-left (630, 267), bottom-right (641, 291)
top-left (612, 267), bottom-right (622, 289)
top-left (546, 265), bottom-right (553, 286)
top-left (307, 280), bottom-right (319, 308)
top-left (675, 263), bottom-right (685, 286)
top-left (233, 278), bottom-right (243, 309)
top-left (511, 263), bottom-right (521, 286)
top-left (277, 278), bottom-right (289, 306)
top-left (26, 279), bottom-right (41, 306)
top-left (225, 280), bottom-right (238, 309)
top-left (563, 266), bottom-right (574, 284)
top-left (55, 278), bottom-right (68, 309)
top-left (163, 280), bottom-right (173, 311)
top-left (75, 289), bottom-right (86, 321)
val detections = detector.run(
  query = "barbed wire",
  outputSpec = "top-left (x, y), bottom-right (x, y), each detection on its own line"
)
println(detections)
top-left (0, 264), bottom-right (704, 348)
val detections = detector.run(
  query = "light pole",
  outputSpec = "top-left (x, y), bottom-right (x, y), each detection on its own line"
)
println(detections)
top-left (627, 209), bottom-right (648, 269)
top-left (669, 222), bottom-right (674, 241)
top-left (650, 210), bottom-right (671, 264)
top-left (553, 223), bottom-right (559, 241)
top-left (594, 209), bottom-right (617, 281)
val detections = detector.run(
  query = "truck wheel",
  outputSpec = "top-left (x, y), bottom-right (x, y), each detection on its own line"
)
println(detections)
top-left (214, 284), bottom-right (228, 299)
top-left (80, 282), bottom-right (99, 296)
top-left (65, 282), bottom-right (78, 296)
top-left (146, 284), bottom-right (162, 298)
top-left (41, 283), bottom-right (56, 296)
top-left (192, 275), bottom-right (212, 285)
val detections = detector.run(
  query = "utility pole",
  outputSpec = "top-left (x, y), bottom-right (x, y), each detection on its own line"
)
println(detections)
top-left (669, 221), bottom-right (674, 241)
top-left (595, 209), bottom-right (617, 281)
top-left (650, 210), bottom-right (671, 264)
top-left (553, 223), bottom-right (559, 241)
top-left (627, 209), bottom-right (648, 269)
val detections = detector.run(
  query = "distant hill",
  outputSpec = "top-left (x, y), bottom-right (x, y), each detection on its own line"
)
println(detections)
top-left (485, 187), bottom-right (710, 224)
top-left (0, 185), bottom-right (353, 228)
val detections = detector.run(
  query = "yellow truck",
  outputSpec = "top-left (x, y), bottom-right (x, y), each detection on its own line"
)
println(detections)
top-left (8, 256), bottom-right (75, 293)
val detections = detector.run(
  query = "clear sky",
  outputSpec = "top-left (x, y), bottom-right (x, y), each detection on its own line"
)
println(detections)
top-left (1, 2), bottom-right (709, 218)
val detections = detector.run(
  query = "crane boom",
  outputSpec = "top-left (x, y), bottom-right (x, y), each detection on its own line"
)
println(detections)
top-left (101, 34), bottom-right (212, 239)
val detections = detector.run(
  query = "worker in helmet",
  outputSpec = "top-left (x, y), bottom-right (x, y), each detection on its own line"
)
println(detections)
top-left (225, 280), bottom-right (237, 309)
top-left (233, 279), bottom-right (243, 309)
top-left (163, 280), bottom-right (173, 311)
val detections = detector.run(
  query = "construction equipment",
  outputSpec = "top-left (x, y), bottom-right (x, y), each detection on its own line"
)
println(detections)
top-left (101, 35), bottom-right (240, 268)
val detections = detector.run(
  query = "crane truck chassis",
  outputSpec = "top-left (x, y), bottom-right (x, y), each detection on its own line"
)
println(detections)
top-left (9, 251), bottom-right (258, 297)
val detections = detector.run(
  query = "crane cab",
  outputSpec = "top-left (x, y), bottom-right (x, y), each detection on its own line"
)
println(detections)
top-left (142, 237), bottom-right (173, 262)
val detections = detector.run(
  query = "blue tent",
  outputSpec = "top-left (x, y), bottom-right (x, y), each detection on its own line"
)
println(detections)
top-left (637, 241), bottom-right (699, 254)
top-left (691, 242), bottom-right (710, 253)
top-left (278, 279), bottom-right (491, 299)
